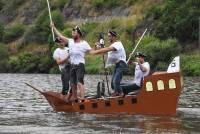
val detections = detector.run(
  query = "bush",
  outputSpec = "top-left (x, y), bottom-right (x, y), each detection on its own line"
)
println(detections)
top-left (137, 36), bottom-right (182, 71)
top-left (25, 9), bottom-right (64, 44)
top-left (8, 52), bottom-right (53, 73)
top-left (81, 22), bottom-right (98, 37)
top-left (181, 54), bottom-right (200, 76)
top-left (0, 43), bottom-right (9, 72)
top-left (0, 22), bottom-right (4, 41)
top-left (51, 0), bottom-right (69, 10)
top-left (3, 24), bottom-right (24, 43)
top-left (92, 0), bottom-right (121, 10)
top-left (147, 0), bottom-right (200, 42)
top-left (85, 55), bottom-right (102, 74)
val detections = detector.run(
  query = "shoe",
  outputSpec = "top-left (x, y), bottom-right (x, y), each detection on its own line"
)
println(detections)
top-left (111, 92), bottom-right (118, 97)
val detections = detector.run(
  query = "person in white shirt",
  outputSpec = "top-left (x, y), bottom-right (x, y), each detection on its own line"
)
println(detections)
top-left (51, 23), bottom-right (94, 100)
top-left (91, 30), bottom-right (127, 97)
top-left (122, 52), bottom-right (150, 94)
top-left (53, 37), bottom-right (70, 95)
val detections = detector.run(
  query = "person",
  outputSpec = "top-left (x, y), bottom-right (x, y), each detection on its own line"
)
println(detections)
top-left (91, 30), bottom-right (127, 97)
top-left (53, 37), bottom-right (70, 95)
top-left (122, 52), bottom-right (150, 94)
top-left (50, 23), bottom-right (94, 100)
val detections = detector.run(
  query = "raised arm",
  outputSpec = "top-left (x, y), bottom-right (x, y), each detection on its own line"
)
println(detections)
top-left (50, 22), bottom-right (68, 42)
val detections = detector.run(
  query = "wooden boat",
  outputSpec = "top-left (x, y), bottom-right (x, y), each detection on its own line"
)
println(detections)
top-left (27, 56), bottom-right (183, 115)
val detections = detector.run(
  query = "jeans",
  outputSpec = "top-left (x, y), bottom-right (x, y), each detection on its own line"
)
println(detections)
top-left (61, 64), bottom-right (70, 95)
top-left (111, 61), bottom-right (127, 93)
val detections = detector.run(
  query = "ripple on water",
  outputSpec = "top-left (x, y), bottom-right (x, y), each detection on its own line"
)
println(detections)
top-left (0, 74), bottom-right (199, 133)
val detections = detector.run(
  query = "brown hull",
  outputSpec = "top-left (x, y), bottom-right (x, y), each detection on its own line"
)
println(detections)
top-left (39, 72), bottom-right (182, 115)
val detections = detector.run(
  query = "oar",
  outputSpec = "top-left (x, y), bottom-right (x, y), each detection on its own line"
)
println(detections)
top-left (25, 82), bottom-right (44, 95)
top-left (46, 0), bottom-right (55, 41)
top-left (126, 28), bottom-right (148, 64)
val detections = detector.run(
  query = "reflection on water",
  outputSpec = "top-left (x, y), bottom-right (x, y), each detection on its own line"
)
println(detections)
top-left (0, 74), bottom-right (199, 133)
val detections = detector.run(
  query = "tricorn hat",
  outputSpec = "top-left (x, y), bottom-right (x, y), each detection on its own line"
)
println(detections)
top-left (73, 26), bottom-right (82, 36)
top-left (108, 29), bottom-right (117, 37)
top-left (135, 52), bottom-right (146, 57)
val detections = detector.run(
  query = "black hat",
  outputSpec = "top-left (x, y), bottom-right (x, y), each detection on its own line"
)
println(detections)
top-left (135, 52), bottom-right (146, 57)
top-left (108, 29), bottom-right (117, 37)
top-left (55, 37), bottom-right (61, 43)
top-left (73, 26), bottom-right (82, 36)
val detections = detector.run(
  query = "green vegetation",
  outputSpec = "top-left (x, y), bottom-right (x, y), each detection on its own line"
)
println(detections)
top-left (8, 52), bottom-right (53, 73)
top-left (138, 36), bottom-right (181, 71)
top-left (2, 24), bottom-right (24, 43)
top-left (0, 22), bottom-right (4, 41)
top-left (147, 0), bottom-right (200, 43)
top-left (181, 54), bottom-right (200, 76)
top-left (0, 0), bottom-right (199, 76)
top-left (0, 44), bottom-right (9, 72)
top-left (91, 0), bottom-right (137, 9)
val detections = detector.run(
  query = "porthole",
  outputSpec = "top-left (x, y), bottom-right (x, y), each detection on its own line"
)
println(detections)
top-left (79, 104), bottom-right (85, 110)
top-left (146, 81), bottom-right (153, 91)
top-left (92, 103), bottom-right (98, 108)
top-left (157, 80), bottom-right (164, 90)
top-left (169, 79), bottom-right (176, 89)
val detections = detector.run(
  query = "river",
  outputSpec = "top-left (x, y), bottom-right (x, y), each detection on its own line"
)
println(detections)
top-left (0, 74), bottom-right (199, 134)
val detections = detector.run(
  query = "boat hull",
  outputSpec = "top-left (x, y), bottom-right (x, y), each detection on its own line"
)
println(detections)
top-left (40, 72), bottom-right (182, 115)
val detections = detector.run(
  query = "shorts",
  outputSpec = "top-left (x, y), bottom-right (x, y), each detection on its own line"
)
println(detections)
top-left (70, 63), bottom-right (85, 85)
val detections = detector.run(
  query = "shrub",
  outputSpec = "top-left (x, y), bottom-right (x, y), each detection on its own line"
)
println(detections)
top-left (81, 22), bottom-right (98, 37)
top-left (181, 54), bottom-right (200, 76)
top-left (8, 52), bottom-right (53, 73)
top-left (0, 43), bottom-right (9, 72)
top-left (3, 24), bottom-right (24, 43)
top-left (147, 0), bottom-right (200, 42)
top-left (85, 55), bottom-right (102, 74)
top-left (137, 36), bottom-right (182, 71)
top-left (0, 22), bottom-right (4, 41)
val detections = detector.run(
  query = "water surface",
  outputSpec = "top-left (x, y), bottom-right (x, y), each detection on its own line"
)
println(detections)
top-left (0, 74), bottom-right (199, 133)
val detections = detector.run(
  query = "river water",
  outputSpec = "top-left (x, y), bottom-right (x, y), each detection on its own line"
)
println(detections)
top-left (0, 74), bottom-right (199, 134)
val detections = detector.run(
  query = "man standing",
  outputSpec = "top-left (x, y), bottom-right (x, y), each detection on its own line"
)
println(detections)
top-left (53, 37), bottom-right (70, 95)
top-left (91, 30), bottom-right (127, 97)
top-left (51, 23), bottom-right (93, 100)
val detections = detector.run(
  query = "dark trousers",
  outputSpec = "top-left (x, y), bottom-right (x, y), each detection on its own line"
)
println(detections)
top-left (111, 61), bottom-right (127, 93)
top-left (61, 64), bottom-right (70, 95)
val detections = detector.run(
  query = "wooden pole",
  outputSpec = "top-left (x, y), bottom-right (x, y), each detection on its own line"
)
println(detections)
top-left (126, 28), bottom-right (148, 63)
top-left (199, 17), bottom-right (200, 53)
top-left (47, 0), bottom-right (55, 41)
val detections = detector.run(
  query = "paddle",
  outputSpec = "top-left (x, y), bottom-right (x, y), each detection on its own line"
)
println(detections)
top-left (46, 0), bottom-right (55, 41)
top-left (25, 82), bottom-right (44, 95)
top-left (126, 28), bottom-right (148, 64)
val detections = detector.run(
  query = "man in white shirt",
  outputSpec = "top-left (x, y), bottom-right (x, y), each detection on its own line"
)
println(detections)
top-left (53, 37), bottom-right (70, 95)
top-left (122, 52), bottom-right (150, 94)
top-left (51, 23), bottom-right (94, 100)
top-left (91, 30), bottom-right (127, 97)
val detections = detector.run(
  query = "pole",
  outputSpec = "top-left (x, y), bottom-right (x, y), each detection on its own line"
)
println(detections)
top-left (199, 17), bottom-right (200, 53)
top-left (47, 0), bottom-right (55, 41)
top-left (126, 28), bottom-right (148, 63)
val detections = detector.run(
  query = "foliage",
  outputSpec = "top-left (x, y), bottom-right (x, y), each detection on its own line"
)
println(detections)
top-left (0, 22), bottom-right (4, 41)
top-left (81, 22), bottom-right (98, 37)
top-left (91, 0), bottom-right (137, 9)
top-left (25, 9), bottom-right (64, 44)
top-left (0, 43), bottom-right (9, 72)
top-left (52, 0), bottom-right (69, 10)
top-left (8, 52), bottom-right (53, 73)
top-left (181, 54), bottom-right (200, 76)
top-left (3, 24), bottom-right (24, 43)
top-left (147, 0), bottom-right (200, 42)
top-left (85, 55), bottom-right (102, 74)
top-left (137, 36), bottom-right (182, 71)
